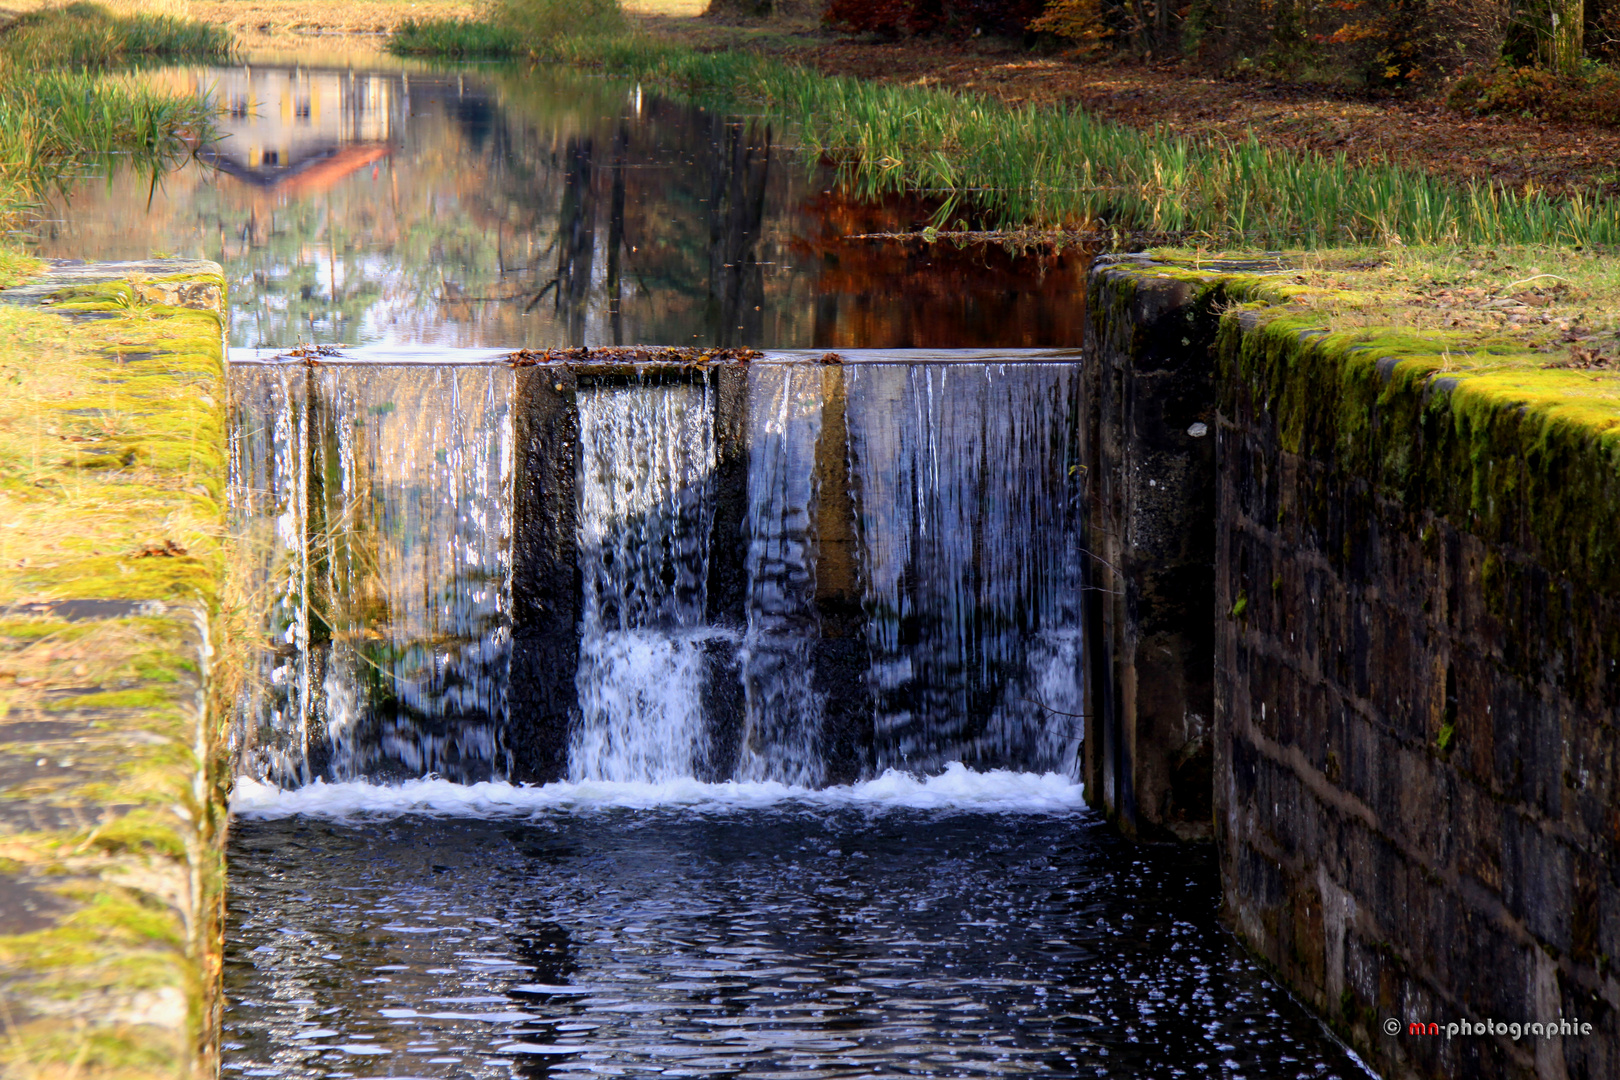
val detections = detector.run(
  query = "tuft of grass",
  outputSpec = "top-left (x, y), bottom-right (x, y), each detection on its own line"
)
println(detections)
top-left (388, 16), bottom-right (522, 57)
top-left (388, 0), bottom-right (624, 55)
top-left (0, 1), bottom-right (234, 67)
top-left (0, 248), bottom-right (45, 289)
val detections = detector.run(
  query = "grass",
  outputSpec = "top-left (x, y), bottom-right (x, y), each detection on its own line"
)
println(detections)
top-left (0, 4), bottom-right (228, 262)
top-left (0, 248), bottom-right (44, 289)
top-left (387, 8), bottom-right (1620, 248)
top-left (0, 1), bottom-right (233, 66)
top-left (389, 16), bottom-right (522, 57)
top-left (542, 34), bottom-right (1620, 248)
top-left (387, 0), bottom-right (624, 57)
top-left (0, 287), bottom-right (227, 600)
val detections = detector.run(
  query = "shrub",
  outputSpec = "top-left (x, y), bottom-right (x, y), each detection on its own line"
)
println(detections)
top-left (1190, 0), bottom-right (1506, 89)
top-left (1029, 0), bottom-right (1114, 54)
top-left (500, 0), bottom-right (626, 39)
top-left (1448, 60), bottom-right (1620, 124)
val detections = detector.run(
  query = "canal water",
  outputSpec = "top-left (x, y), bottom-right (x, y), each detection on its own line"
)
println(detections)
top-left (39, 54), bottom-right (1370, 1080)
top-left (34, 60), bottom-right (1088, 350)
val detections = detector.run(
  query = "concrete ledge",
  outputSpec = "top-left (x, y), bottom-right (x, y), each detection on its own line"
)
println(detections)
top-left (0, 260), bottom-right (229, 1079)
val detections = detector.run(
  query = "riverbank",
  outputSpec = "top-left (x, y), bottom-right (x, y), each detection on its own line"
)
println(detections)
top-left (673, 24), bottom-right (1620, 200)
top-left (0, 260), bottom-right (231, 1080)
top-left (0, 3), bottom-right (227, 251)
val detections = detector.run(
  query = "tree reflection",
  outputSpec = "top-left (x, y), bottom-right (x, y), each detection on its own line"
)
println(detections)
top-left (38, 64), bottom-right (1093, 350)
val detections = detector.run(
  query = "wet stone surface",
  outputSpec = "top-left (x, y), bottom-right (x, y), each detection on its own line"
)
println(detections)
top-left (224, 807), bottom-right (1368, 1080)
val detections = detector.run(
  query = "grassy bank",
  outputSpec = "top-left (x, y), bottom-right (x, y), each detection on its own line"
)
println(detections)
top-left (391, 15), bottom-right (1620, 249)
top-left (0, 4), bottom-right (229, 247)
top-left (1, 1), bottom-right (233, 66)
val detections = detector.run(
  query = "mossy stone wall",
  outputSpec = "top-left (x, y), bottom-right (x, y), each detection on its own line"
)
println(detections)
top-left (1078, 256), bottom-right (1232, 841)
top-left (1088, 257), bottom-right (1620, 1080)
top-left (0, 260), bottom-right (231, 1080)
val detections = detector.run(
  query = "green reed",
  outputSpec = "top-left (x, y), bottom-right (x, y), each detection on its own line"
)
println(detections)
top-left (0, 6), bottom-right (227, 237)
top-left (388, 19), bottom-right (523, 59)
top-left (388, 0), bottom-right (623, 58)
top-left (521, 32), bottom-right (1620, 247)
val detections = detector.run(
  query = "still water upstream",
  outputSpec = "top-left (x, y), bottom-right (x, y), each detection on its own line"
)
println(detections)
top-left (42, 54), bottom-right (1369, 1080)
top-left (38, 60), bottom-right (1088, 350)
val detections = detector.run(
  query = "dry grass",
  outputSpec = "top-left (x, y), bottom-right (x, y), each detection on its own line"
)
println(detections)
top-left (0, 295), bottom-right (224, 604)
top-left (1241, 245), bottom-right (1620, 363)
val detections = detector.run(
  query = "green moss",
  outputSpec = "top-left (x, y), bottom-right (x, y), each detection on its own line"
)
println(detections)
top-left (1229, 590), bottom-right (1249, 619)
top-left (1, 261), bottom-right (228, 1079)
top-left (1, 1019), bottom-right (181, 1080)
top-left (76, 812), bottom-right (189, 860)
top-left (1101, 257), bottom-right (1620, 603)
top-left (0, 886), bottom-right (186, 976)
top-left (47, 687), bottom-right (179, 711)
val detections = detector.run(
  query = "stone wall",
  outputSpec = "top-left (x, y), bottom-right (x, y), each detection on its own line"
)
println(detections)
top-left (1078, 257), bottom-right (1229, 841)
top-left (0, 260), bottom-right (232, 1078)
top-left (1088, 259), bottom-right (1620, 1079)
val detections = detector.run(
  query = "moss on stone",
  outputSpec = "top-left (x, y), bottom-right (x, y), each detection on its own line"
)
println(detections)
top-left (1, 261), bottom-right (230, 1080)
top-left (1094, 256), bottom-right (1620, 600)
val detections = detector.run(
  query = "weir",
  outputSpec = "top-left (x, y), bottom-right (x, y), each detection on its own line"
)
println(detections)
top-left (214, 347), bottom-right (1371, 1080)
top-left (229, 352), bottom-right (1087, 790)
top-left (3, 56), bottom-right (1423, 1080)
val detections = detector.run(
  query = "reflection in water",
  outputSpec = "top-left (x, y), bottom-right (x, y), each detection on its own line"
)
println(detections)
top-left (37, 63), bottom-right (1090, 350)
top-left (230, 357), bottom-right (1083, 788)
top-left (224, 807), bottom-right (1368, 1080)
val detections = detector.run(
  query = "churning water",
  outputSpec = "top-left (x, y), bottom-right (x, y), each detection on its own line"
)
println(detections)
top-left (223, 353), bottom-right (1370, 1080)
top-left (224, 783), bottom-right (1369, 1080)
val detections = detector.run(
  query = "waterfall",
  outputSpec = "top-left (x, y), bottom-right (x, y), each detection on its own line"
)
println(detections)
top-left (844, 363), bottom-right (1084, 774)
top-left (567, 380), bottom-right (717, 782)
top-left (231, 356), bottom-right (1083, 789)
top-left (230, 364), bottom-right (515, 785)
top-left (735, 365), bottom-right (827, 787)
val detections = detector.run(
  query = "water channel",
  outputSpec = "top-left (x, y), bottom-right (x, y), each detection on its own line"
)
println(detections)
top-left (42, 55), bottom-right (1371, 1079)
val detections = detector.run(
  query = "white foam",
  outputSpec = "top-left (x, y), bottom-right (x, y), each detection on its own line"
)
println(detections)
top-left (229, 762), bottom-right (1087, 820)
